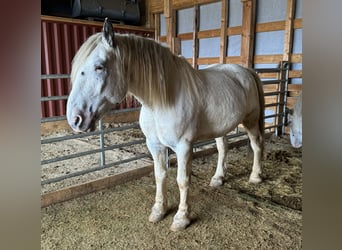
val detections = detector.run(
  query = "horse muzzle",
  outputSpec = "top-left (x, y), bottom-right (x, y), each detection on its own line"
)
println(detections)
top-left (67, 110), bottom-right (97, 132)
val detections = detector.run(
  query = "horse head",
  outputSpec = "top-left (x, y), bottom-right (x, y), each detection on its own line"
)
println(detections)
top-left (67, 18), bottom-right (127, 132)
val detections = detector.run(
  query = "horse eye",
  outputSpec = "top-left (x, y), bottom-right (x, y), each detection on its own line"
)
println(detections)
top-left (95, 65), bottom-right (104, 72)
top-left (81, 71), bottom-right (85, 76)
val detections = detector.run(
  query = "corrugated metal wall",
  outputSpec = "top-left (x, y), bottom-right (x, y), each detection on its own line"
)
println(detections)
top-left (41, 16), bottom-right (153, 118)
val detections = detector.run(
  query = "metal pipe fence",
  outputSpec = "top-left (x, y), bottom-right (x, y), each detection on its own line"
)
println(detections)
top-left (41, 62), bottom-right (289, 188)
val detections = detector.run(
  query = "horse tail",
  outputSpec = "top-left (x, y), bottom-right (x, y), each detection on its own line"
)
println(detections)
top-left (248, 68), bottom-right (265, 148)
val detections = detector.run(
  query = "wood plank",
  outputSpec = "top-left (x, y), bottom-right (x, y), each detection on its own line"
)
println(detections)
top-left (254, 54), bottom-right (301, 64)
top-left (219, 0), bottom-right (228, 63)
top-left (41, 165), bottom-right (154, 208)
top-left (173, 0), bottom-right (221, 11)
top-left (264, 96), bottom-right (278, 104)
top-left (154, 13), bottom-right (160, 42)
top-left (197, 57), bottom-right (220, 64)
top-left (192, 5), bottom-right (200, 68)
top-left (225, 56), bottom-right (242, 64)
top-left (294, 18), bottom-right (303, 29)
top-left (263, 85), bottom-right (279, 92)
top-left (41, 15), bottom-right (154, 33)
top-left (228, 26), bottom-right (242, 36)
top-left (150, 0), bottom-right (222, 13)
top-left (164, 0), bottom-right (174, 51)
top-left (258, 72), bottom-right (278, 79)
top-left (187, 56), bottom-right (241, 65)
top-left (288, 84), bottom-right (302, 96)
top-left (286, 96), bottom-right (297, 108)
top-left (162, 26), bottom-right (241, 42)
top-left (240, 0), bottom-right (256, 67)
top-left (198, 29), bottom-right (221, 38)
top-left (289, 70), bottom-right (302, 78)
top-left (256, 20), bottom-right (285, 32)
top-left (291, 54), bottom-right (302, 63)
top-left (173, 37), bottom-right (182, 55)
top-left (155, 20), bottom-right (301, 41)
top-left (149, 0), bottom-right (164, 13)
top-left (254, 54), bottom-right (283, 64)
top-left (283, 0), bottom-right (296, 62)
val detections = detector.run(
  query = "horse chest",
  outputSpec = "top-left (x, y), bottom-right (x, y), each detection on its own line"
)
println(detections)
top-left (140, 106), bottom-right (197, 149)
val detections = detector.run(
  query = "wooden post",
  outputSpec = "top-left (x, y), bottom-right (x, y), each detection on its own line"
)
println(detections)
top-left (192, 5), bottom-right (199, 68)
top-left (173, 37), bottom-right (182, 55)
top-left (164, 0), bottom-right (176, 52)
top-left (283, 0), bottom-right (296, 62)
top-left (240, 0), bottom-right (256, 67)
top-left (219, 0), bottom-right (228, 64)
top-left (154, 13), bottom-right (160, 42)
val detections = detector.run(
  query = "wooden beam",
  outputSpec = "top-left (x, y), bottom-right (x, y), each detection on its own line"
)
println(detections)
top-left (283, 0), bottom-right (296, 62)
top-left (159, 18), bottom-right (302, 43)
top-left (41, 15), bottom-right (154, 33)
top-left (192, 5), bottom-right (199, 68)
top-left (219, 0), bottom-right (228, 63)
top-left (149, 0), bottom-right (221, 13)
top-left (164, 0), bottom-right (176, 52)
top-left (240, 0), bottom-right (256, 67)
top-left (41, 165), bottom-right (154, 208)
top-left (154, 13), bottom-right (160, 42)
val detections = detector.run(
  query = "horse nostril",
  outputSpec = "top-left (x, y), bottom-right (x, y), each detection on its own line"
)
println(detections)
top-left (74, 115), bottom-right (83, 127)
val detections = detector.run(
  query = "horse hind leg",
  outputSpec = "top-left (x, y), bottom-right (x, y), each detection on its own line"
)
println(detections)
top-left (210, 136), bottom-right (228, 187)
top-left (244, 123), bottom-right (264, 184)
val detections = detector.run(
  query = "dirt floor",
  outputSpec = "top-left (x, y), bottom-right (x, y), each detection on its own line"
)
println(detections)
top-left (41, 135), bottom-right (302, 249)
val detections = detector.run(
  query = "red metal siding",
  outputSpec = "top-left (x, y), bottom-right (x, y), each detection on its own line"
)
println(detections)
top-left (41, 16), bottom-right (153, 118)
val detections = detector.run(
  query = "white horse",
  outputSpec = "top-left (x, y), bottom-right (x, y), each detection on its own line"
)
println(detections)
top-left (288, 92), bottom-right (302, 148)
top-left (67, 19), bottom-right (265, 231)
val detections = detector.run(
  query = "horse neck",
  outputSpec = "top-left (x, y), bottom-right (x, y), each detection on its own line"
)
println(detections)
top-left (115, 34), bottom-right (182, 107)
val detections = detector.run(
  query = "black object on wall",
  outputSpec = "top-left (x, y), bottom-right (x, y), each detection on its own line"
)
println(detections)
top-left (42, 0), bottom-right (141, 25)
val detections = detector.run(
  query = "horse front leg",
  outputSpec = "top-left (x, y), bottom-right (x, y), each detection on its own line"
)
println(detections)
top-left (146, 139), bottom-right (168, 223)
top-left (171, 142), bottom-right (192, 231)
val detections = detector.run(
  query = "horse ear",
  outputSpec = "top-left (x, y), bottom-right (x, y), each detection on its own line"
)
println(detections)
top-left (102, 17), bottom-right (115, 48)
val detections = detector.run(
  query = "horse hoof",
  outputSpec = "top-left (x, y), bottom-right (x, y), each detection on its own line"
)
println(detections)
top-left (148, 205), bottom-right (167, 223)
top-left (209, 177), bottom-right (223, 187)
top-left (149, 211), bottom-right (166, 223)
top-left (170, 217), bottom-right (191, 231)
top-left (248, 174), bottom-right (262, 184)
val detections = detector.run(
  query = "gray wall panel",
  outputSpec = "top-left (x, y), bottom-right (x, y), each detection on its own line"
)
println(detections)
top-left (199, 37), bottom-right (220, 57)
top-left (181, 40), bottom-right (193, 58)
top-left (255, 30), bottom-right (285, 55)
top-left (177, 8), bottom-right (194, 34)
top-left (227, 35), bottom-right (241, 56)
top-left (199, 2), bottom-right (221, 31)
top-left (229, 0), bottom-right (242, 26)
top-left (256, 0), bottom-right (287, 23)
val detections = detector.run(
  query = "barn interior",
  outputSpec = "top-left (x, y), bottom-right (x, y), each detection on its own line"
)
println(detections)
top-left (41, 0), bottom-right (302, 249)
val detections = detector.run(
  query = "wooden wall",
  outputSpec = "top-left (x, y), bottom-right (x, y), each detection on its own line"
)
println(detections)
top-left (146, 0), bottom-right (302, 110)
